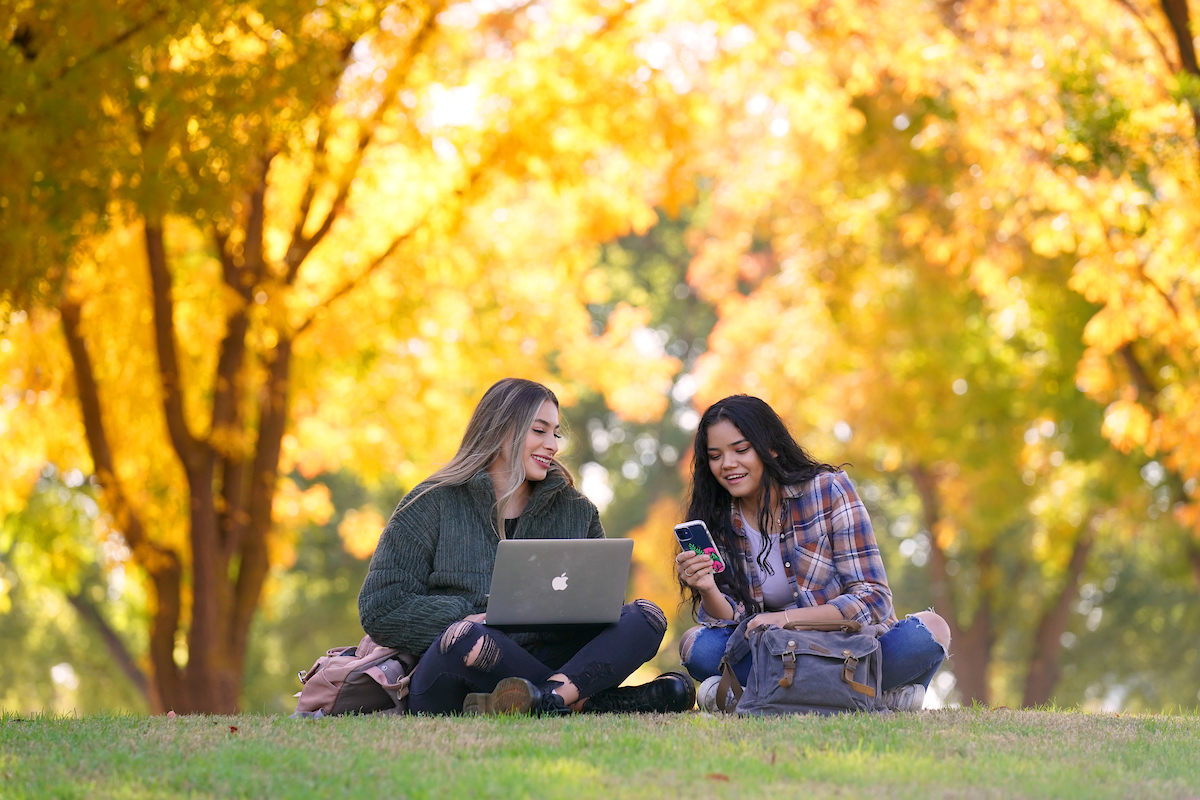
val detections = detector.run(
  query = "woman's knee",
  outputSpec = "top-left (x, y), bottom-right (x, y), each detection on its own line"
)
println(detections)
top-left (911, 610), bottom-right (952, 651)
top-left (679, 625), bottom-right (704, 663)
top-left (678, 625), bottom-right (727, 680)
top-left (432, 620), bottom-right (501, 671)
top-left (628, 599), bottom-right (669, 637)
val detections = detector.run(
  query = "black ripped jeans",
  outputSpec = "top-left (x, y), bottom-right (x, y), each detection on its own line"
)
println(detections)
top-left (407, 600), bottom-right (668, 714)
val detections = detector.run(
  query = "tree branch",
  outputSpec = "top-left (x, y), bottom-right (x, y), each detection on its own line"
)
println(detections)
top-left (67, 590), bottom-right (153, 708)
top-left (229, 337), bottom-right (293, 662)
top-left (286, 118), bottom-right (335, 267)
top-left (1157, 0), bottom-right (1200, 142)
top-left (1118, 342), bottom-right (1159, 402)
top-left (7, 7), bottom-right (169, 102)
top-left (144, 222), bottom-right (206, 471)
top-left (210, 157), bottom-right (273, 442)
top-left (242, 154), bottom-right (273, 281)
top-left (214, 231), bottom-right (251, 302)
top-left (210, 305), bottom-right (250, 438)
top-left (283, 3), bottom-right (446, 284)
top-left (1159, 0), bottom-right (1199, 75)
top-left (294, 227), bottom-right (415, 337)
top-left (295, 146), bottom-right (490, 338)
top-left (60, 303), bottom-right (148, 556)
top-left (1112, 0), bottom-right (1180, 73)
top-left (211, 157), bottom-right (276, 556)
top-left (211, 306), bottom-right (250, 557)
top-left (59, 300), bottom-right (184, 712)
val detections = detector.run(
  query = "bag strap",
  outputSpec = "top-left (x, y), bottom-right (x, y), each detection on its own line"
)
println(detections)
top-left (363, 665), bottom-right (411, 709)
top-left (840, 653), bottom-right (876, 697)
top-left (715, 659), bottom-right (744, 713)
top-left (781, 619), bottom-right (862, 633)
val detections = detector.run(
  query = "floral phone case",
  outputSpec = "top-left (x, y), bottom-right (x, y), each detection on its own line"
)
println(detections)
top-left (673, 520), bottom-right (726, 573)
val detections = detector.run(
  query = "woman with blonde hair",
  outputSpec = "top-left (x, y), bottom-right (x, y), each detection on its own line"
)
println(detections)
top-left (360, 377), bottom-right (694, 714)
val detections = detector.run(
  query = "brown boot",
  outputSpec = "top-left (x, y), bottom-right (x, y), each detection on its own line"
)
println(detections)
top-left (463, 677), bottom-right (570, 716)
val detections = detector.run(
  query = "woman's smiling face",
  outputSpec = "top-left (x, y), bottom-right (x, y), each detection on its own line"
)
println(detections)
top-left (705, 419), bottom-right (765, 500)
top-left (520, 399), bottom-right (561, 481)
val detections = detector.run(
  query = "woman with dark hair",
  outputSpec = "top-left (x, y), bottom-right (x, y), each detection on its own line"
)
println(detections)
top-left (360, 377), bottom-right (694, 715)
top-left (675, 395), bottom-right (950, 712)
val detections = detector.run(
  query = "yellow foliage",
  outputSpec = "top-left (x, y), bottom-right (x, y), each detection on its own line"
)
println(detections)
top-left (13, 0), bottom-right (1200, 708)
top-left (270, 480), bottom-right (333, 569)
top-left (557, 303), bottom-right (680, 424)
top-left (1102, 399), bottom-right (1153, 454)
top-left (626, 495), bottom-right (688, 617)
top-left (338, 506), bottom-right (386, 561)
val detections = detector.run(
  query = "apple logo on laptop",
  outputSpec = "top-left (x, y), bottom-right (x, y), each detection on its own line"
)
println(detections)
top-left (552, 572), bottom-right (569, 591)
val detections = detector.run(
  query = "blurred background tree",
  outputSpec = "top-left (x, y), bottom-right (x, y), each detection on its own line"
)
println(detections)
top-left (0, 0), bottom-right (685, 713)
top-left (4, 0), bottom-right (1200, 714)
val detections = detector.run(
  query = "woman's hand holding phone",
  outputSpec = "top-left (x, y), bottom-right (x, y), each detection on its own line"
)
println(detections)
top-left (675, 549), bottom-right (718, 591)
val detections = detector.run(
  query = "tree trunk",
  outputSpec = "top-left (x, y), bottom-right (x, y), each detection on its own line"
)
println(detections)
top-left (1189, 538), bottom-right (1200, 594)
top-left (949, 545), bottom-right (996, 706)
top-left (950, 619), bottom-right (992, 706)
top-left (1022, 523), bottom-right (1094, 707)
top-left (909, 463), bottom-right (996, 706)
top-left (138, 159), bottom-right (292, 712)
top-left (182, 472), bottom-right (239, 713)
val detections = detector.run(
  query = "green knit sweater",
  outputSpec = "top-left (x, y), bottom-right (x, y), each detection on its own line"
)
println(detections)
top-left (358, 467), bottom-right (604, 654)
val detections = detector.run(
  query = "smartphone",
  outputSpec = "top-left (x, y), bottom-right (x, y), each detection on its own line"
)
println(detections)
top-left (673, 520), bottom-right (726, 573)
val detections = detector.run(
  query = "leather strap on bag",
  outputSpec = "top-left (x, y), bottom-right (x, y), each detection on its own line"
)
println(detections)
top-left (779, 641), bottom-right (798, 687)
top-left (782, 619), bottom-right (862, 633)
top-left (840, 652), bottom-right (876, 697)
top-left (715, 659), bottom-right (743, 713)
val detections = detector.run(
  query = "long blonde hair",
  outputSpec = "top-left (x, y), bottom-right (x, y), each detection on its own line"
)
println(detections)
top-left (404, 378), bottom-right (573, 539)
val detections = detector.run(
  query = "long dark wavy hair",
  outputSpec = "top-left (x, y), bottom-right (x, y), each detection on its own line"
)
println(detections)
top-left (683, 395), bottom-right (839, 617)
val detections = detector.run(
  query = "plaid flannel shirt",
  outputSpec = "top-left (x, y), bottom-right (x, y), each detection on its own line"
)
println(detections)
top-left (699, 471), bottom-right (897, 636)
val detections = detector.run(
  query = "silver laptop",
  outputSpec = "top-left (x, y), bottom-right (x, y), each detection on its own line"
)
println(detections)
top-left (485, 539), bottom-right (634, 630)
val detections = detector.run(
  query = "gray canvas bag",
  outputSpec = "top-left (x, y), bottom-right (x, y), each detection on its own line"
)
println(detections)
top-left (292, 633), bottom-right (418, 718)
top-left (716, 617), bottom-right (884, 715)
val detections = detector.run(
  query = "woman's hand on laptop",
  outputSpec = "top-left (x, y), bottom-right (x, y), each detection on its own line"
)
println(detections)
top-left (465, 613), bottom-right (486, 623)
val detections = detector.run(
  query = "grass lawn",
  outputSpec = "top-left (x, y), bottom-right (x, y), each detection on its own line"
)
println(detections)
top-left (2, 708), bottom-right (1198, 798)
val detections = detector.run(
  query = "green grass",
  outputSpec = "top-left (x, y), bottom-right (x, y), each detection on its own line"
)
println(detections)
top-left (2, 708), bottom-right (1199, 799)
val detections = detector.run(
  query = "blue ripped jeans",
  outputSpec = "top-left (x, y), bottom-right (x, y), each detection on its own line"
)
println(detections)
top-left (681, 615), bottom-right (946, 692)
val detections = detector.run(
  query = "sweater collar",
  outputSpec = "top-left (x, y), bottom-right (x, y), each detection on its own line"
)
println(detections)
top-left (467, 467), bottom-right (568, 517)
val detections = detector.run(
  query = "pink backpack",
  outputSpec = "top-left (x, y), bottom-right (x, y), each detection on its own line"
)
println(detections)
top-left (292, 634), bottom-right (419, 718)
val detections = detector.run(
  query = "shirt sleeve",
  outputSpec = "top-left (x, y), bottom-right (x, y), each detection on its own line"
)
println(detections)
top-left (821, 472), bottom-right (895, 626)
top-left (357, 489), bottom-right (473, 654)
top-left (697, 589), bottom-right (746, 626)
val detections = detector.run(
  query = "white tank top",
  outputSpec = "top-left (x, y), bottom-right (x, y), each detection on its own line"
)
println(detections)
top-left (741, 514), bottom-right (792, 611)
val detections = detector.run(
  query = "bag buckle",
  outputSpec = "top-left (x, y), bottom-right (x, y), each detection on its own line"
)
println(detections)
top-left (778, 640), bottom-right (799, 688)
top-left (840, 653), bottom-right (876, 698)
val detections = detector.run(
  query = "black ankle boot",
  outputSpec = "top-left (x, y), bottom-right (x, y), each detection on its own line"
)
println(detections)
top-left (463, 677), bottom-right (572, 716)
top-left (582, 672), bottom-right (697, 714)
